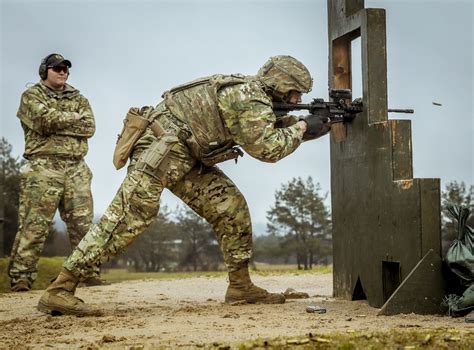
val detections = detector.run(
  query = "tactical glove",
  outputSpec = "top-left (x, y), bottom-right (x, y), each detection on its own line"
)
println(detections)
top-left (299, 114), bottom-right (331, 140)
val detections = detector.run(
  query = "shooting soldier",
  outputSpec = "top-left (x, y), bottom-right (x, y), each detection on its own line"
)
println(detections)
top-left (38, 55), bottom-right (331, 316)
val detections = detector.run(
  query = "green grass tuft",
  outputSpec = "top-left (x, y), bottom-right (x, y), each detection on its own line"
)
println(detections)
top-left (0, 256), bottom-right (65, 293)
top-left (230, 329), bottom-right (474, 349)
top-left (0, 258), bottom-right (331, 293)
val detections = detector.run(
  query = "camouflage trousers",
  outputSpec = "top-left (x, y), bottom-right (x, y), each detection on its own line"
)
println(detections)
top-left (64, 136), bottom-right (253, 278)
top-left (9, 157), bottom-right (94, 285)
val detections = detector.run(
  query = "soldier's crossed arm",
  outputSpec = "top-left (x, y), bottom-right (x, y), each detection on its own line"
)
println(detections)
top-left (77, 96), bottom-right (96, 137)
top-left (56, 96), bottom-right (96, 138)
top-left (18, 90), bottom-right (79, 135)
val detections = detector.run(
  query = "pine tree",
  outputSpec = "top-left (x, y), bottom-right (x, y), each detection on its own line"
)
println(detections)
top-left (0, 138), bottom-right (25, 257)
top-left (267, 177), bottom-right (331, 269)
top-left (176, 207), bottom-right (222, 271)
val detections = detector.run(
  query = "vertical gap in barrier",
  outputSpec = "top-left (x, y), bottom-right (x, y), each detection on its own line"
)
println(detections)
top-left (351, 37), bottom-right (363, 101)
top-left (382, 260), bottom-right (401, 303)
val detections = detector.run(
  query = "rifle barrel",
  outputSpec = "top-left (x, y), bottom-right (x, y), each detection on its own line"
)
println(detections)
top-left (273, 102), bottom-right (414, 114)
top-left (388, 108), bottom-right (414, 114)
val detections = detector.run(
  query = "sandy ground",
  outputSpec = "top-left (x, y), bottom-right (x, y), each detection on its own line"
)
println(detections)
top-left (0, 273), bottom-right (472, 349)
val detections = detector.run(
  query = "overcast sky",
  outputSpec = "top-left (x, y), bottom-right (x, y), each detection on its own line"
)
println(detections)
top-left (1, 0), bottom-right (473, 234)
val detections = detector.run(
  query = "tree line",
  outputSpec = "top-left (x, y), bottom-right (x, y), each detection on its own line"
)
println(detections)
top-left (1, 138), bottom-right (472, 272)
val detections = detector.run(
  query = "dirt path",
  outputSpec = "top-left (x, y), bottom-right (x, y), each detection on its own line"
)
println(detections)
top-left (0, 273), bottom-right (471, 348)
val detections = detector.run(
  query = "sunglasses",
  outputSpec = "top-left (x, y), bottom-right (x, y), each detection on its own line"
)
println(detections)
top-left (49, 66), bottom-right (69, 74)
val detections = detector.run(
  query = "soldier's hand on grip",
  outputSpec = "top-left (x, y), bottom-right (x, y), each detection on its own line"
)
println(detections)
top-left (299, 114), bottom-right (331, 141)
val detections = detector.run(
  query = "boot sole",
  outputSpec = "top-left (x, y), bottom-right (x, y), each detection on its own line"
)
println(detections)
top-left (37, 300), bottom-right (103, 317)
top-left (225, 296), bottom-right (285, 304)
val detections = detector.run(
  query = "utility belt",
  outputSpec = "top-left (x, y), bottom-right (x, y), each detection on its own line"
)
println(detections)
top-left (113, 106), bottom-right (243, 172)
top-left (147, 109), bottom-right (242, 167)
top-left (188, 141), bottom-right (243, 167)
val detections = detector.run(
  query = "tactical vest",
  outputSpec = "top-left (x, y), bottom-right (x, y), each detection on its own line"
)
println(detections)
top-left (162, 74), bottom-right (250, 157)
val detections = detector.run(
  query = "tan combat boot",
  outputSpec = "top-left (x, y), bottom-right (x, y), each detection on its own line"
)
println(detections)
top-left (11, 279), bottom-right (31, 292)
top-left (225, 264), bottom-right (285, 304)
top-left (37, 268), bottom-right (103, 316)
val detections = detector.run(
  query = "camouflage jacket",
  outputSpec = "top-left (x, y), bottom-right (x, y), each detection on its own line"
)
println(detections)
top-left (218, 78), bottom-right (303, 163)
top-left (17, 82), bottom-right (95, 159)
top-left (163, 74), bottom-right (303, 163)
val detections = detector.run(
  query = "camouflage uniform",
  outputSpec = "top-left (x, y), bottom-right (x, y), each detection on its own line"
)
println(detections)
top-left (64, 74), bottom-right (304, 277)
top-left (38, 56), bottom-right (319, 313)
top-left (8, 81), bottom-right (96, 286)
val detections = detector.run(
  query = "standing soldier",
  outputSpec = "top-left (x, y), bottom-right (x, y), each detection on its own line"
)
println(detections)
top-left (38, 55), bottom-right (330, 315)
top-left (9, 53), bottom-right (102, 291)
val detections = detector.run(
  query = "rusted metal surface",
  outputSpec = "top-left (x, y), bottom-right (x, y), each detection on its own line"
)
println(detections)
top-left (328, 0), bottom-right (442, 311)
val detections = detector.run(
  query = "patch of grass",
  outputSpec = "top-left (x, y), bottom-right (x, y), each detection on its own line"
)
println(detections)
top-left (228, 328), bottom-right (474, 349)
top-left (0, 256), bottom-right (65, 293)
top-left (0, 257), bottom-right (331, 293)
top-left (252, 263), bottom-right (332, 276)
top-left (101, 269), bottom-right (227, 283)
top-left (101, 263), bottom-right (331, 283)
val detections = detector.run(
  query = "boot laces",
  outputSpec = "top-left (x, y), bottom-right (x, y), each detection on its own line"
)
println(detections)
top-left (56, 290), bottom-right (86, 305)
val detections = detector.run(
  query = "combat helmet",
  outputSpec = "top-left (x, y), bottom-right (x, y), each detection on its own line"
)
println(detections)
top-left (257, 55), bottom-right (313, 97)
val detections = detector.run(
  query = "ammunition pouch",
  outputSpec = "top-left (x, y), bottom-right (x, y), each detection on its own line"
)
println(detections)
top-left (133, 112), bottom-right (188, 180)
top-left (113, 107), bottom-right (154, 170)
top-left (134, 134), bottom-right (179, 180)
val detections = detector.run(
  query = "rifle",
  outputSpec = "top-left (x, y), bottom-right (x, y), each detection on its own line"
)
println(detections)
top-left (273, 89), bottom-right (414, 124)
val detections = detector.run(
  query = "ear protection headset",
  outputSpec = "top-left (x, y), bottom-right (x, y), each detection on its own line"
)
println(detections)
top-left (38, 53), bottom-right (70, 80)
